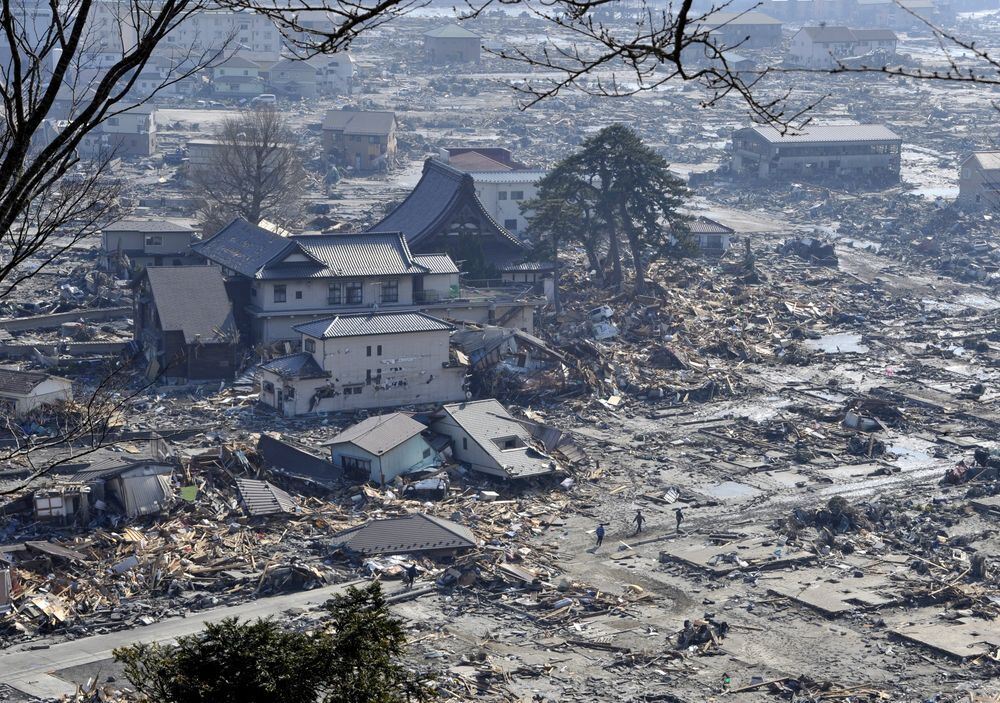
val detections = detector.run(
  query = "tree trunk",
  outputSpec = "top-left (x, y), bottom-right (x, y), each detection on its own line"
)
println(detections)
top-left (619, 200), bottom-right (646, 293)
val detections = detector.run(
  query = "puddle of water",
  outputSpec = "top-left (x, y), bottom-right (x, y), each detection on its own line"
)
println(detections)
top-left (704, 481), bottom-right (762, 501)
top-left (804, 333), bottom-right (869, 354)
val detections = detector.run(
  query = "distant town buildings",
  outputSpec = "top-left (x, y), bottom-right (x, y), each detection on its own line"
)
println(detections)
top-left (730, 124), bottom-right (902, 184)
top-left (694, 11), bottom-right (783, 48)
top-left (788, 26), bottom-right (897, 67)
top-left (423, 24), bottom-right (482, 64)
top-left (78, 105), bottom-right (156, 158)
top-left (958, 152), bottom-right (1000, 208)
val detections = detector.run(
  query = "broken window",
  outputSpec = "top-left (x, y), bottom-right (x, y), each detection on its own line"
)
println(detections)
top-left (381, 279), bottom-right (398, 303)
top-left (273, 285), bottom-right (287, 303)
top-left (145, 235), bottom-right (162, 246)
top-left (262, 381), bottom-right (274, 393)
top-left (341, 455), bottom-right (371, 478)
top-left (344, 385), bottom-right (363, 395)
top-left (504, 219), bottom-right (518, 230)
top-left (304, 339), bottom-right (315, 353)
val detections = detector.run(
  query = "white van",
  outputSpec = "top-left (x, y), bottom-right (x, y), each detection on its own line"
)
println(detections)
top-left (251, 94), bottom-right (277, 107)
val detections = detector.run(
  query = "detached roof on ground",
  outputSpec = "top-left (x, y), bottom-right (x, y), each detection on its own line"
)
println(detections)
top-left (331, 513), bottom-right (476, 555)
top-left (323, 413), bottom-right (426, 456)
top-left (0, 369), bottom-right (65, 396)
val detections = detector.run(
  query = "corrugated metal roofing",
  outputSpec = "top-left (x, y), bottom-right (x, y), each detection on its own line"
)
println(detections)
top-left (688, 216), bottom-right (735, 235)
top-left (294, 311), bottom-right (453, 340)
top-left (258, 352), bottom-right (328, 379)
top-left (104, 219), bottom-right (192, 233)
top-left (413, 253), bottom-right (460, 274)
top-left (742, 124), bottom-right (900, 144)
top-left (331, 513), bottom-right (476, 555)
top-left (324, 413), bottom-right (426, 455)
top-left (435, 399), bottom-right (558, 479)
top-left (257, 232), bottom-right (425, 279)
top-left (235, 478), bottom-right (297, 516)
top-left (467, 170), bottom-right (547, 184)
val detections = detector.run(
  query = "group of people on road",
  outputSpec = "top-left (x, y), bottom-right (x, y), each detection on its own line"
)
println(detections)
top-left (593, 507), bottom-right (685, 549)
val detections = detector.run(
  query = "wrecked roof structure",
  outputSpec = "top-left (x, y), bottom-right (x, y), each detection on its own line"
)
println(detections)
top-left (432, 399), bottom-right (559, 480)
top-left (234, 478), bottom-right (297, 517)
top-left (367, 158), bottom-right (527, 272)
top-left (322, 413), bottom-right (426, 456)
top-left (331, 513), bottom-right (476, 556)
top-left (257, 352), bottom-right (328, 380)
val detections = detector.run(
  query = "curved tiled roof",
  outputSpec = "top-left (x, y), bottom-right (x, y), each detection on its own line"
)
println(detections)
top-left (368, 158), bottom-right (526, 251)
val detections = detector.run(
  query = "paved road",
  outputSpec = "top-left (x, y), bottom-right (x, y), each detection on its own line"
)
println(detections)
top-left (0, 580), bottom-right (370, 699)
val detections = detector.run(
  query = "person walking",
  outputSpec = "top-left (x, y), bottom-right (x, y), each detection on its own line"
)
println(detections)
top-left (405, 563), bottom-right (417, 589)
top-left (633, 509), bottom-right (646, 535)
top-left (595, 523), bottom-right (606, 548)
top-left (674, 507), bottom-right (684, 533)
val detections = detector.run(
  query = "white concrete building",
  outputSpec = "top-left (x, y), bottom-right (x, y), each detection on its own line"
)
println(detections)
top-left (256, 311), bottom-right (468, 417)
top-left (323, 413), bottom-right (439, 484)
top-left (467, 170), bottom-right (546, 235)
top-left (0, 369), bottom-right (73, 417)
top-left (160, 9), bottom-right (283, 56)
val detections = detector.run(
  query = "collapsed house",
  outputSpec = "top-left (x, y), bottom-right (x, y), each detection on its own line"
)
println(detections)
top-left (11, 439), bottom-right (178, 523)
top-left (331, 513), bottom-right (477, 558)
top-left (322, 412), bottom-right (444, 485)
top-left (430, 399), bottom-right (560, 480)
top-left (256, 311), bottom-right (469, 416)
top-left (0, 369), bottom-right (73, 417)
top-left (132, 266), bottom-right (240, 382)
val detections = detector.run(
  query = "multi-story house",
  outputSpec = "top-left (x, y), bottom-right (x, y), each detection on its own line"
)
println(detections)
top-left (321, 109), bottom-right (396, 171)
top-left (191, 218), bottom-right (540, 346)
top-left (256, 311), bottom-right (468, 416)
top-left (100, 218), bottom-right (195, 271)
top-left (211, 54), bottom-right (264, 98)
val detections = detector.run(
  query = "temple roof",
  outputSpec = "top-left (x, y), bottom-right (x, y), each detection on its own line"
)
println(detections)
top-left (368, 158), bottom-right (527, 252)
